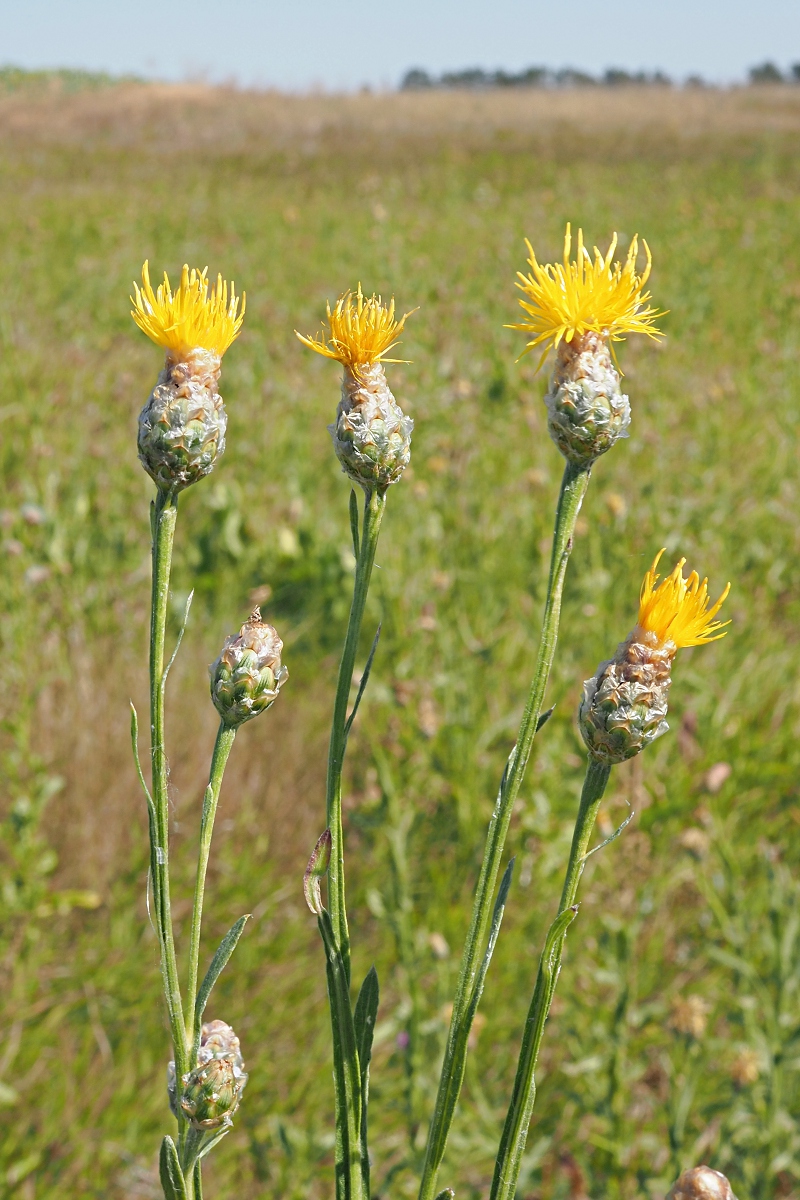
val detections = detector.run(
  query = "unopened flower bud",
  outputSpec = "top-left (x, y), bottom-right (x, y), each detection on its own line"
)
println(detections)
top-left (304, 828), bottom-right (332, 915)
top-left (331, 363), bottom-right (413, 489)
top-left (138, 349), bottom-right (226, 491)
top-left (131, 262), bottom-right (244, 492)
top-left (545, 331), bottom-right (630, 465)
top-left (666, 1166), bottom-right (737, 1200)
top-left (180, 1019), bottom-right (247, 1131)
top-left (580, 552), bottom-right (730, 765)
top-left (209, 608), bottom-right (288, 728)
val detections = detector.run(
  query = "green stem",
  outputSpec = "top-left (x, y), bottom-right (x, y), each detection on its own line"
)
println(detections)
top-left (186, 722), bottom-right (237, 1044)
top-left (417, 460), bottom-right (590, 1200)
top-left (326, 486), bottom-right (386, 976)
top-left (149, 487), bottom-right (189, 1083)
top-left (490, 757), bottom-right (611, 1200)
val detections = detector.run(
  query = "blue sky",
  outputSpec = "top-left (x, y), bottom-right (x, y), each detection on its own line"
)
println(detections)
top-left (3, 0), bottom-right (799, 91)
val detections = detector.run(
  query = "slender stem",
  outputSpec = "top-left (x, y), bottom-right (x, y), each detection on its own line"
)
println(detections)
top-left (417, 460), bottom-right (590, 1200)
top-left (186, 722), bottom-right (237, 1043)
top-left (149, 487), bottom-right (189, 1082)
top-left (326, 485), bottom-right (386, 976)
top-left (490, 757), bottom-right (611, 1200)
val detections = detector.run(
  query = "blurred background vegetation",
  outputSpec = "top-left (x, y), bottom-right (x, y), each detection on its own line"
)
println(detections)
top-left (1, 76), bottom-right (800, 1200)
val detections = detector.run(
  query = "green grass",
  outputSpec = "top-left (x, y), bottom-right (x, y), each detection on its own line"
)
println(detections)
top-left (1, 85), bottom-right (800, 1199)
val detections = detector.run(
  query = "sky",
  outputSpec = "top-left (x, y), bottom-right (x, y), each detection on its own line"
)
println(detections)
top-left (2, 0), bottom-right (799, 91)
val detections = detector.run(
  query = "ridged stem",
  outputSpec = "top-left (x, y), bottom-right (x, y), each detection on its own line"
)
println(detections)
top-left (186, 721), bottom-right (237, 1045)
top-left (149, 487), bottom-right (189, 1084)
top-left (490, 756), bottom-right (611, 1200)
top-left (417, 460), bottom-right (591, 1200)
top-left (326, 485), bottom-right (386, 974)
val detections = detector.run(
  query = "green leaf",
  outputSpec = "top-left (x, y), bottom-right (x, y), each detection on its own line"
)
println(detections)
top-left (317, 909), bottom-right (363, 1200)
top-left (354, 965), bottom-right (379, 1093)
top-left (349, 488), bottom-right (360, 559)
top-left (344, 624), bottom-right (382, 741)
top-left (536, 706), bottom-right (555, 732)
top-left (159, 1136), bottom-right (188, 1200)
top-left (196, 1126), bottom-right (231, 1162)
top-left (466, 857), bottom-right (514, 1027)
top-left (194, 914), bottom-right (250, 1037)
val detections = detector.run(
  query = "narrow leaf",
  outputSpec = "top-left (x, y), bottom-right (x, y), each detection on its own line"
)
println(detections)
top-left (317, 908), bottom-right (363, 1197)
top-left (349, 488), bottom-right (360, 559)
top-left (193, 1161), bottom-right (204, 1200)
top-left (159, 1136), bottom-right (188, 1200)
top-left (194, 915), bottom-right (250, 1033)
top-left (129, 702), bottom-right (154, 811)
top-left (354, 965), bottom-right (379, 1196)
top-left (582, 808), bottom-right (634, 862)
top-left (354, 966), bottom-right (379, 1095)
top-left (162, 589), bottom-right (194, 690)
top-left (344, 624), bottom-right (382, 740)
top-left (196, 1126), bottom-right (231, 1162)
top-left (466, 857), bottom-right (514, 1025)
top-left (536, 706), bottom-right (555, 733)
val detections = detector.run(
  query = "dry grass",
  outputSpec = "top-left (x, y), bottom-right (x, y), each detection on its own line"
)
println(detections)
top-left (2, 82), bottom-right (800, 156)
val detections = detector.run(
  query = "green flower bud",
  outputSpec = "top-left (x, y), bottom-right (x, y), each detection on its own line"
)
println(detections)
top-left (545, 331), bottom-right (630, 466)
top-left (330, 363), bottom-right (413, 491)
top-left (138, 349), bottom-right (226, 491)
top-left (209, 608), bottom-right (288, 728)
top-left (179, 1020), bottom-right (247, 1131)
top-left (579, 630), bottom-right (672, 765)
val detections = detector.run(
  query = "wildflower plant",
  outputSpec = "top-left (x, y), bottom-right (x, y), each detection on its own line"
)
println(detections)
top-left (129, 263), bottom-right (285, 1200)
top-left (129, 237), bottom-right (733, 1200)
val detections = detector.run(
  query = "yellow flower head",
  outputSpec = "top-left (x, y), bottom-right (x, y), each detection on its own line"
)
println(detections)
top-left (296, 285), bottom-right (416, 373)
top-left (131, 261), bottom-right (245, 359)
top-left (638, 550), bottom-right (730, 649)
top-left (511, 223), bottom-right (664, 366)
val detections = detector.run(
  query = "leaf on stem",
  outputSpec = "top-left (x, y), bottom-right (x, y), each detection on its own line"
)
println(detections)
top-left (466, 857), bottom-right (514, 1026)
top-left (159, 1136), bottom-right (188, 1200)
top-left (354, 966), bottom-right (379, 1102)
top-left (129, 702), bottom-right (154, 811)
top-left (304, 829), bottom-right (332, 915)
top-left (344, 624), bottom-right (382, 741)
top-left (536, 706), bottom-right (555, 732)
top-left (196, 1126), bottom-right (231, 1162)
top-left (194, 914), bottom-right (250, 1035)
top-left (349, 488), bottom-right (360, 559)
top-left (582, 807), bottom-right (634, 862)
top-left (162, 589), bottom-right (194, 691)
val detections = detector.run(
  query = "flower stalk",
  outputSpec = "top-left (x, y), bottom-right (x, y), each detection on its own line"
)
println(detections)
top-left (417, 459), bottom-right (590, 1200)
top-left (490, 553), bottom-right (730, 1200)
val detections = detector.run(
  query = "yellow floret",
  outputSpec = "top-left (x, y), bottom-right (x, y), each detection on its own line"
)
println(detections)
top-left (131, 262), bottom-right (245, 359)
top-left (638, 550), bottom-right (730, 649)
top-left (511, 223), bottom-right (664, 366)
top-left (296, 285), bottom-right (416, 372)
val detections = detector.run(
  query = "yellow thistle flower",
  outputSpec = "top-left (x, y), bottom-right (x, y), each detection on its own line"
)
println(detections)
top-left (296, 285), bottom-right (416, 372)
top-left (638, 550), bottom-right (730, 649)
top-left (131, 261), bottom-right (245, 359)
top-left (511, 223), bottom-right (664, 366)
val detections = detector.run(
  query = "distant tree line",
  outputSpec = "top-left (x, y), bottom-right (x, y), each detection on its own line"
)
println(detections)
top-left (400, 63), bottom-right (800, 91)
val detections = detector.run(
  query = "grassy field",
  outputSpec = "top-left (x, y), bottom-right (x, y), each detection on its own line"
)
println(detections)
top-left (2, 80), bottom-right (800, 1200)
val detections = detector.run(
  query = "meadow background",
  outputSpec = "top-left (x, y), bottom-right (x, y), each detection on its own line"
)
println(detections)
top-left (1, 78), bottom-right (800, 1200)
